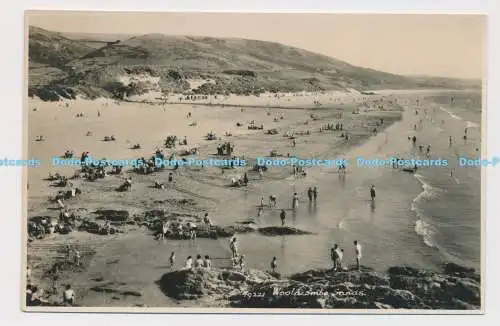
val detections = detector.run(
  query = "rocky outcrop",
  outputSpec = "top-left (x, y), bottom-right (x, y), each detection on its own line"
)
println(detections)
top-left (156, 264), bottom-right (481, 310)
top-left (258, 226), bottom-right (315, 236)
top-left (386, 263), bottom-right (481, 309)
top-left (156, 268), bottom-right (277, 300)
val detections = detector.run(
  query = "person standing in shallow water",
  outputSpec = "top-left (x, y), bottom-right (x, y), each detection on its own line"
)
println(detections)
top-left (313, 187), bottom-right (318, 201)
top-left (292, 192), bottom-right (299, 210)
top-left (354, 240), bottom-right (362, 271)
top-left (370, 185), bottom-right (376, 201)
top-left (169, 251), bottom-right (175, 268)
top-left (307, 187), bottom-right (313, 202)
top-left (280, 209), bottom-right (286, 226)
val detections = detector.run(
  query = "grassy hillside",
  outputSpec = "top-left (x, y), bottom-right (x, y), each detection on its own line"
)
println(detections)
top-left (27, 26), bottom-right (481, 101)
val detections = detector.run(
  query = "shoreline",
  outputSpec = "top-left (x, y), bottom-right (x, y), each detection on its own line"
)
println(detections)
top-left (25, 90), bottom-right (480, 309)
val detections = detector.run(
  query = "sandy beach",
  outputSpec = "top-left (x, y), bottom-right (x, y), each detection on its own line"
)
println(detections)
top-left (24, 85), bottom-right (484, 310)
top-left (26, 90), bottom-right (412, 305)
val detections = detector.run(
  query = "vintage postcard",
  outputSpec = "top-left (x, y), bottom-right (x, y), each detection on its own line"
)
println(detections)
top-left (23, 11), bottom-right (485, 313)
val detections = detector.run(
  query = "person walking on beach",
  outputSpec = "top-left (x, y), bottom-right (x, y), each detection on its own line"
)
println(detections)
top-left (307, 187), bottom-right (313, 202)
top-left (169, 251), bottom-right (175, 268)
top-left (280, 209), bottom-right (286, 226)
top-left (313, 187), bottom-right (318, 201)
top-left (449, 136), bottom-right (453, 147)
top-left (260, 197), bottom-right (265, 208)
top-left (370, 185), bottom-right (376, 201)
top-left (271, 257), bottom-right (278, 273)
top-left (354, 240), bottom-right (362, 271)
top-left (292, 192), bottom-right (299, 210)
top-left (426, 145), bottom-right (431, 156)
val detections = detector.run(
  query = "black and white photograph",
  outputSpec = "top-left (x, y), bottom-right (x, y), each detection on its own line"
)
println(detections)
top-left (23, 11), bottom-right (485, 312)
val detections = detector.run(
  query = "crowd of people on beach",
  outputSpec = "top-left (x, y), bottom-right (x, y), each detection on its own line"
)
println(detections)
top-left (28, 92), bottom-right (427, 307)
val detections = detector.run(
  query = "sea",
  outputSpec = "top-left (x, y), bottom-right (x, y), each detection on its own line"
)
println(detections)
top-left (230, 90), bottom-right (482, 274)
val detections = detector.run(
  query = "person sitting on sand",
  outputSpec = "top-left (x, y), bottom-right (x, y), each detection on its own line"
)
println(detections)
top-left (125, 177), bottom-right (132, 188)
top-left (169, 251), bottom-right (175, 268)
top-left (354, 240), bottom-right (362, 271)
top-left (154, 180), bottom-right (165, 189)
top-left (63, 285), bottom-right (75, 306)
top-left (184, 256), bottom-right (193, 270)
top-left (271, 257), bottom-right (278, 273)
top-left (203, 255), bottom-right (212, 269)
top-left (103, 221), bottom-right (111, 235)
top-left (195, 254), bottom-right (204, 268)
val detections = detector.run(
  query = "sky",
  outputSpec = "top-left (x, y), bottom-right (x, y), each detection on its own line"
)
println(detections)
top-left (26, 12), bottom-right (486, 79)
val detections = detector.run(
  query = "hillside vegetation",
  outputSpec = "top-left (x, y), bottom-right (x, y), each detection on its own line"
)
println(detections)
top-left (27, 26), bottom-right (481, 101)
